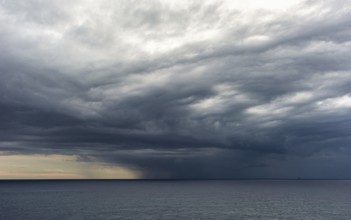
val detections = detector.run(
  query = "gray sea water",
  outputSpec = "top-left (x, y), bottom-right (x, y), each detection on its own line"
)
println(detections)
top-left (0, 180), bottom-right (351, 220)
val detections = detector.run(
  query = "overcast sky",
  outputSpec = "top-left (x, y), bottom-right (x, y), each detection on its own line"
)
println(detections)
top-left (1, 0), bottom-right (351, 179)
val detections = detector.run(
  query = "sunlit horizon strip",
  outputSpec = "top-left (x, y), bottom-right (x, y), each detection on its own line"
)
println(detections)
top-left (0, 154), bottom-right (139, 179)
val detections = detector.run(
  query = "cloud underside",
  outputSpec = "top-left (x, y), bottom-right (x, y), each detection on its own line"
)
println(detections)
top-left (1, 0), bottom-right (351, 178)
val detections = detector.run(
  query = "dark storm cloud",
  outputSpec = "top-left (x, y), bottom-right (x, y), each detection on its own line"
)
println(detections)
top-left (1, 0), bottom-right (351, 178)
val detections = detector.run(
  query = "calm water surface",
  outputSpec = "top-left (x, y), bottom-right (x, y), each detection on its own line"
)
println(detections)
top-left (0, 180), bottom-right (351, 220)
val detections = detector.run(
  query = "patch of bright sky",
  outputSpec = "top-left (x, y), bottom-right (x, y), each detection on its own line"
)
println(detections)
top-left (0, 154), bottom-right (139, 179)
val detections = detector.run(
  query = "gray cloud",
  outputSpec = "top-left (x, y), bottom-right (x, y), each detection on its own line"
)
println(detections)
top-left (1, 0), bottom-right (351, 178)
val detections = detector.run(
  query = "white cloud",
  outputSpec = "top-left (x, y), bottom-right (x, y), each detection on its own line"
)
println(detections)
top-left (317, 94), bottom-right (351, 110)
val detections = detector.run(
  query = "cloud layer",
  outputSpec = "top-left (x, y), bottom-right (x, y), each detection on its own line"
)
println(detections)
top-left (1, 0), bottom-right (351, 178)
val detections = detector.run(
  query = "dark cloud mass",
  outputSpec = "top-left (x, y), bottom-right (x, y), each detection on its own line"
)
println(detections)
top-left (1, 0), bottom-right (351, 178)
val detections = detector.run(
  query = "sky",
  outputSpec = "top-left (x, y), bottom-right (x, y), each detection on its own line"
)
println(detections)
top-left (0, 0), bottom-right (351, 179)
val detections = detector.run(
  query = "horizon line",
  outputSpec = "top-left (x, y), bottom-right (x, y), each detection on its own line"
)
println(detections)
top-left (1, 178), bottom-right (351, 181)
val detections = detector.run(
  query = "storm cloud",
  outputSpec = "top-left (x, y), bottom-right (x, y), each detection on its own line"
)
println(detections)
top-left (1, 0), bottom-right (351, 178)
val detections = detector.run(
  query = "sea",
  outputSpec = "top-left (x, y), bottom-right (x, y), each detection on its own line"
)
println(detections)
top-left (0, 180), bottom-right (351, 220)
